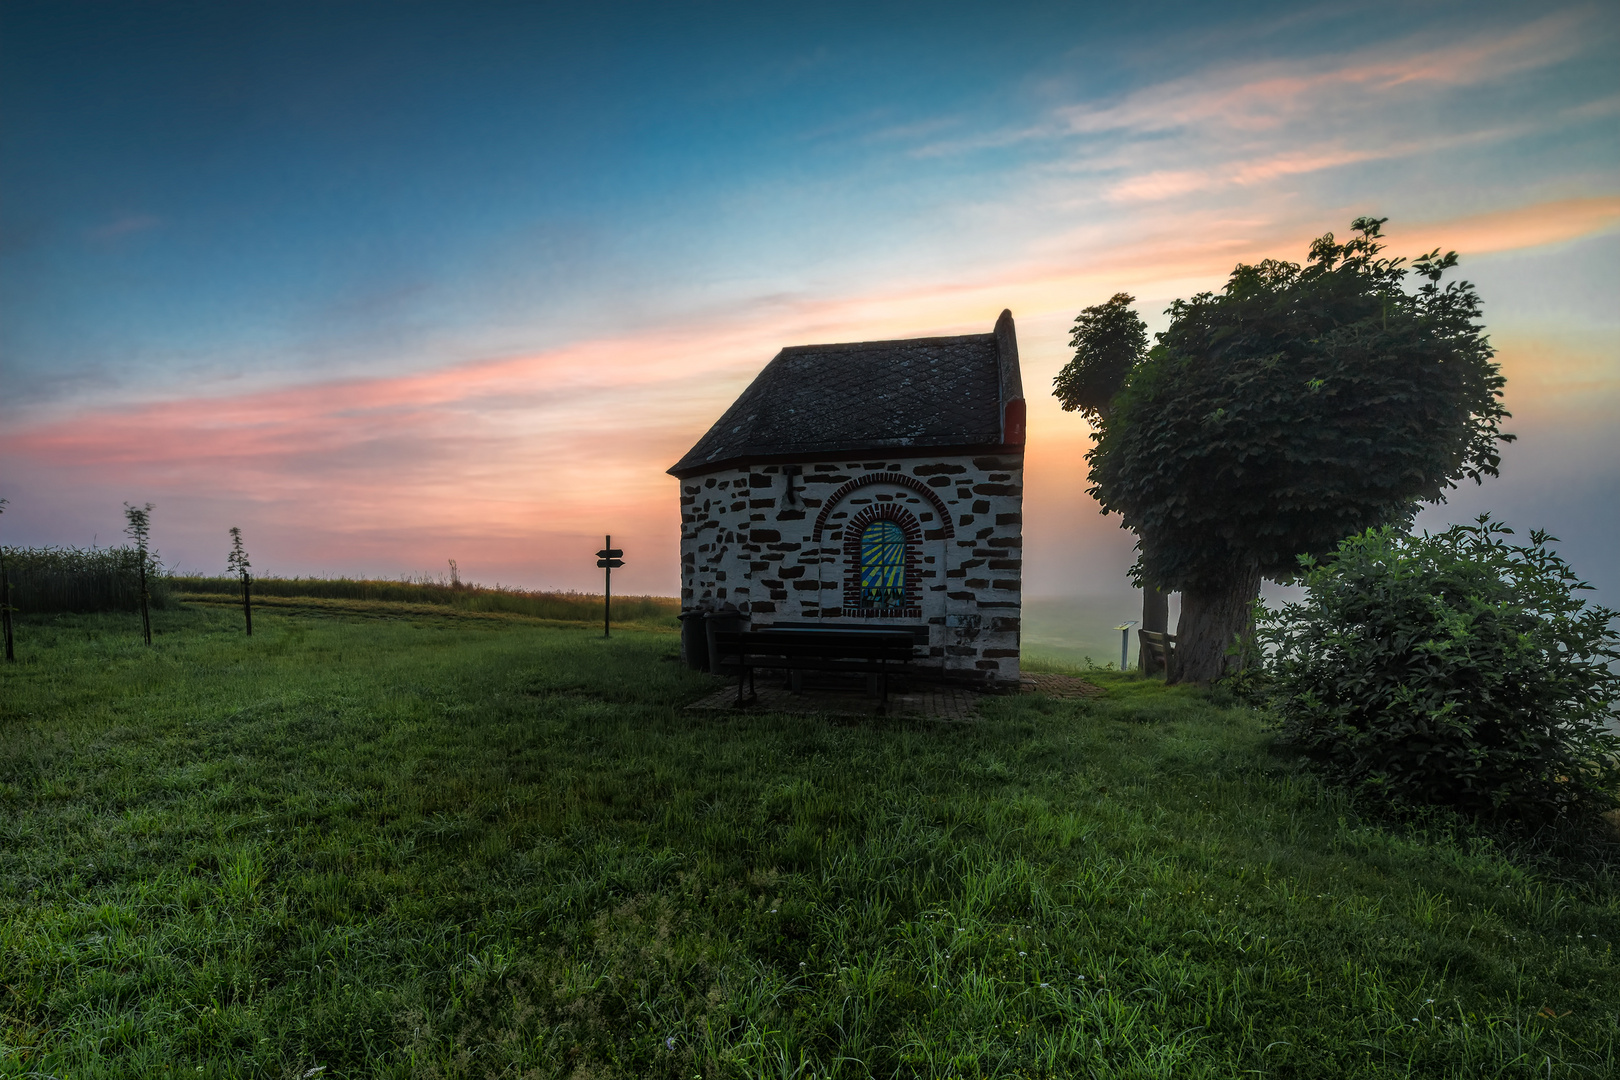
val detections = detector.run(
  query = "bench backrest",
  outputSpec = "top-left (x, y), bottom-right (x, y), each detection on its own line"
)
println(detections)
top-left (1138, 629), bottom-right (1177, 676)
top-left (712, 628), bottom-right (915, 662)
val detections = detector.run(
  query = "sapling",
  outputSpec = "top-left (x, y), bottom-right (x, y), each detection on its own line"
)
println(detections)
top-left (124, 502), bottom-right (154, 645)
top-left (227, 526), bottom-right (252, 636)
top-left (0, 497), bottom-right (14, 662)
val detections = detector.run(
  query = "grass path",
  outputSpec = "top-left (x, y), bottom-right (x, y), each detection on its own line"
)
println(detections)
top-left (0, 605), bottom-right (1615, 1078)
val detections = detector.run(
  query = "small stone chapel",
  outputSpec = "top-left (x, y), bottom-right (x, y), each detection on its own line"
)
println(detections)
top-left (668, 310), bottom-right (1026, 687)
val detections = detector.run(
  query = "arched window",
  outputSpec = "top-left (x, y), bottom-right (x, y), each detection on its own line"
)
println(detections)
top-left (859, 520), bottom-right (906, 607)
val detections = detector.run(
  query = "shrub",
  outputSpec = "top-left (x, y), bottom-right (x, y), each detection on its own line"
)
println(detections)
top-left (1262, 516), bottom-right (1620, 826)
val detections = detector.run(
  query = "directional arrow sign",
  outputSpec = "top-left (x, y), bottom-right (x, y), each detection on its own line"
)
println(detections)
top-left (596, 548), bottom-right (624, 559)
top-left (597, 558), bottom-right (624, 568)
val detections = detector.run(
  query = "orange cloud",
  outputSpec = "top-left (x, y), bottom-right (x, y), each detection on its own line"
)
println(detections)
top-left (1396, 197), bottom-right (1620, 258)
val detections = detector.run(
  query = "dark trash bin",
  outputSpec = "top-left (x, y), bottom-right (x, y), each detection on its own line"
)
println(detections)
top-left (704, 608), bottom-right (748, 674)
top-left (677, 610), bottom-right (709, 671)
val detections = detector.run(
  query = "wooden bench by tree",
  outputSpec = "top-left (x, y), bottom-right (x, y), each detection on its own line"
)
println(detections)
top-left (1139, 630), bottom-right (1177, 679)
top-left (711, 627), bottom-right (918, 712)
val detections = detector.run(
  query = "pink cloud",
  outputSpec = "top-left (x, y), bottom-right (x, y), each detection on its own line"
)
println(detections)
top-left (4, 192), bottom-right (1613, 595)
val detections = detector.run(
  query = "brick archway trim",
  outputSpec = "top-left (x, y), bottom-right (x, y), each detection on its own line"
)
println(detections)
top-left (810, 473), bottom-right (956, 543)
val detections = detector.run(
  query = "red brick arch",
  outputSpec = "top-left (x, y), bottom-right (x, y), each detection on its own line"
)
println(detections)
top-left (842, 504), bottom-right (923, 618)
top-left (810, 472), bottom-right (955, 543)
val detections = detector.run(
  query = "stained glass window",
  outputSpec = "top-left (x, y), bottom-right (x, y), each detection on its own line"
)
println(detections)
top-left (859, 520), bottom-right (906, 607)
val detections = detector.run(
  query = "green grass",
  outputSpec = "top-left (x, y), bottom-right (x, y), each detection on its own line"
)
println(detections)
top-left (1, 604), bottom-right (1616, 1078)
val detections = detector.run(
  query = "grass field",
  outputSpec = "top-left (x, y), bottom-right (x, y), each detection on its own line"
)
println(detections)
top-left (171, 575), bottom-right (680, 627)
top-left (1, 602), bottom-right (1616, 1078)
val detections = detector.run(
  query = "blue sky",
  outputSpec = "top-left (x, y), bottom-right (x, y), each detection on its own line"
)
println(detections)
top-left (2, 0), bottom-right (1616, 603)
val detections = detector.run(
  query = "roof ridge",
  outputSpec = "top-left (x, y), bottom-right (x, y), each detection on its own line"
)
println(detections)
top-left (778, 332), bottom-right (996, 355)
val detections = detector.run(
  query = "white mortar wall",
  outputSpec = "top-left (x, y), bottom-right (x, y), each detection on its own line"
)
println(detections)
top-left (678, 453), bottom-right (1024, 685)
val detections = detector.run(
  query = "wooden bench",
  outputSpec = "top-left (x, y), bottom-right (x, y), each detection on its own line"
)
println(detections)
top-left (1138, 629), bottom-right (1177, 679)
top-left (711, 626), bottom-right (918, 712)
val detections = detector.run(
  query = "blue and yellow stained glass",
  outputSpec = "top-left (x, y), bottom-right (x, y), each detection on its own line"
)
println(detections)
top-left (859, 521), bottom-right (906, 607)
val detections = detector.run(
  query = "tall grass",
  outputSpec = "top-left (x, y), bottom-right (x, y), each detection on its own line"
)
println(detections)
top-left (0, 546), bottom-right (169, 614)
top-left (171, 574), bottom-right (679, 625)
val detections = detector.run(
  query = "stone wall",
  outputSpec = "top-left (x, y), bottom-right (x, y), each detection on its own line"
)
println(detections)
top-left (678, 453), bottom-right (1024, 685)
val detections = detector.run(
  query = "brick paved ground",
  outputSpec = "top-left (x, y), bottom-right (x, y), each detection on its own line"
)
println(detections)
top-left (686, 669), bottom-right (1104, 720)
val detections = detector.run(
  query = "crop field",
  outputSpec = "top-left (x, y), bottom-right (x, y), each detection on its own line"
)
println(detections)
top-left (0, 602), bottom-right (1616, 1078)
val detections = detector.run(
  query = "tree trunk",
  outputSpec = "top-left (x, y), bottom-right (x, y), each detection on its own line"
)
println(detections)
top-left (1139, 587), bottom-right (1169, 673)
top-left (1171, 565), bottom-right (1261, 685)
top-left (139, 560), bottom-right (151, 646)
top-left (1140, 587), bottom-right (1169, 634)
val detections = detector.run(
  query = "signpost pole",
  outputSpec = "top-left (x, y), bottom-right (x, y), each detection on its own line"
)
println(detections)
top-left (595, 539), bottom-right (624, 640)
top-left (1113, 620), bottom-right (1138, 672)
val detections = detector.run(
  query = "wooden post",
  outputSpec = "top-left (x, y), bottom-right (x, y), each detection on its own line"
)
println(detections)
top-left (242, 571), bottom-right (253, 637)
top-left (595, 537), bottom-right (623, 638)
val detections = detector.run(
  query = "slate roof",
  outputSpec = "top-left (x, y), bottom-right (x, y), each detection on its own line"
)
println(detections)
top-left (669, 310), bottom-right (1024, 477)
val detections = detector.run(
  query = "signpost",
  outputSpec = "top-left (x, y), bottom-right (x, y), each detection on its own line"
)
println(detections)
top-left (1113, 620), bottom-right (1138, 672)
top-left (596, 535), bottom-right (624, 638)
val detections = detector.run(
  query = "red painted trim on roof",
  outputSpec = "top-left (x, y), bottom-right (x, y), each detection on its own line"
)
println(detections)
top-left (1001, 399), bottom-right (1026, 447)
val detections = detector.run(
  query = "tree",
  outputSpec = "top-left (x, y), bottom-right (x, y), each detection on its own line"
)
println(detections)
top-left (1052, 294), bottom-right (1170, 652)
top-left (1086, 218), bottom-right (1513, 683)
top-left (0, 497), bottom-right (13, 662)
top-left (124, 502), bottom-right (154, 646)
top-left (228, 526), bottom-right (253, 636)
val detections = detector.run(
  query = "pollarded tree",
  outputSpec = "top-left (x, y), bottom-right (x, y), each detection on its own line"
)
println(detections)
top-left (1088, 218), bottom-right (1513, 683)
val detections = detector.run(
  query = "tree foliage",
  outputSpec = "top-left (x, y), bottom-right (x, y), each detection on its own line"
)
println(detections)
top-left (227, 526), bottom-right (251, 578)
top-left (1052, 292), bottom-right (1148, 422)
top-left (1263, 518), bottom-right (1620, 825)
top-left (1089, 218), bottom-right (1512, 596)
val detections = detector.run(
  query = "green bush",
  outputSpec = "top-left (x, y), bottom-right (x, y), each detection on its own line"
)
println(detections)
top-left (1262, 517), bottom-right (1620, 825)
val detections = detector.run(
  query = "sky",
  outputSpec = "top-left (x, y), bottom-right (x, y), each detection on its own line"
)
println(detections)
top-left (2, 0), bottom-right (1616, 606)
